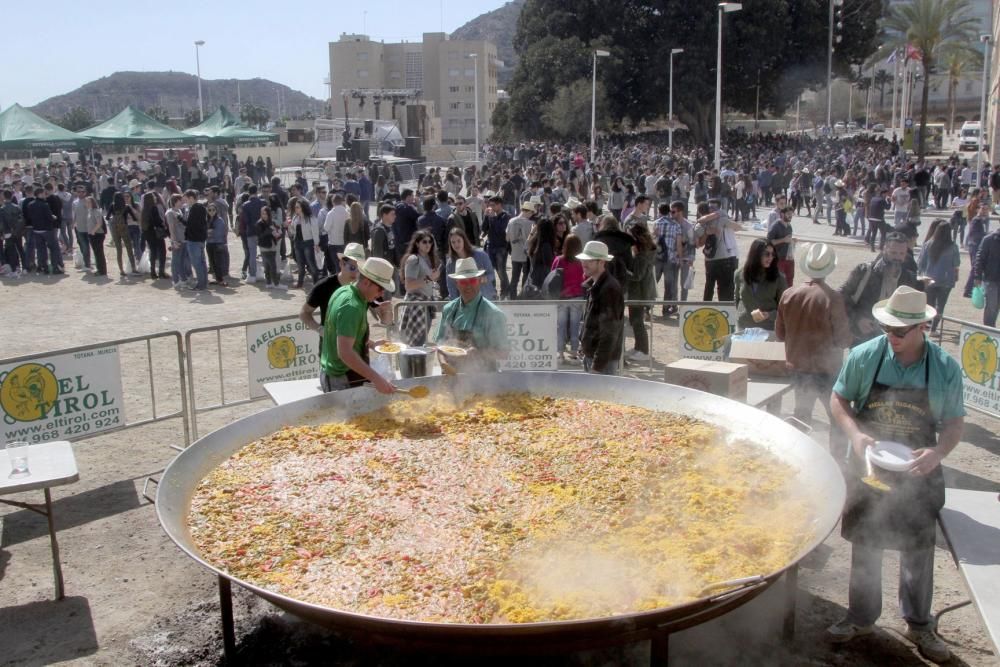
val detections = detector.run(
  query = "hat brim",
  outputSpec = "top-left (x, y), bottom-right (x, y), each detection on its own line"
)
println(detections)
top-left (871, 300), bottom-right (936, 327)
top-left (360, 268), bottom-right (395, 293)
top-left (448, 269), bottom-right (486, 280)
top-left (575, 252), bottom-right (613, 262)
top-left (337, 252), bottom-right (366, 263)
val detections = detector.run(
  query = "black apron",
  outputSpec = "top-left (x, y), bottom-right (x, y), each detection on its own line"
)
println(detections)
top-left (841, 340), bottom-right (945, 551)
top-left (443, 297), bottom-right (498, 373)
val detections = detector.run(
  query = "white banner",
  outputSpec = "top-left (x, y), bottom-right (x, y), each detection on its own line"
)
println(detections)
top-left (679, 305), bottom-right (737, 361)
top-left (246, 319), bottom-right (322, 399)
top-left (958, 325), bottom-right (1000, 418)
top-left (498, 304), bottom-right (558, 371)
top-left (0, 346), bottom-right (124, 444)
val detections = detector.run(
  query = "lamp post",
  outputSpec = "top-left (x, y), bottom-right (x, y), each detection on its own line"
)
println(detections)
top-left (976, 34), bottom-right (992, 187)
top-left (715, 3), bottom-right (741, 172)
top-left (590, 49), bottom-right (610, 163)
top-left (194, 40), bottom-right (205, 122)
top-left (669, 48), bottom-right (683, 150)
top-left (470, 53), bottom-right (480, 164)
top-left (826, 0), bottom-right (844, 129)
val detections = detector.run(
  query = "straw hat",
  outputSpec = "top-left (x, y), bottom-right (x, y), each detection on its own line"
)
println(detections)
top-left (834, 179), bottom-right (845, 189)
top-left (128, 179), bottom-right (141, 188)
top-left (337, 242), bottom-right (366, 263)
top-left (520, 199), bottom-right (538, 212)
top-left (448, 257), bottom-right (486, 280)
top-left (799, 243), bottom-right (837, 279)
top-left (358, 257), bottom-right (395, 292)
top-left (872, 286), bottom-right (936, 328)
top-left (575, 240), bottom-right (614, 262)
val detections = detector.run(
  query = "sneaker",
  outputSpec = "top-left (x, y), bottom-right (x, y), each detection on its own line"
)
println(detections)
top-left (905, 628), bottom-right (950, 663)
top-left (630, 351), bottom-right (651, 362)
top-left (825, 619), bottom-right (874, 643)
top-left (241, 270), bottom-right (247, 280)
top-left (265, 283), bottom-right (274, 289)
top-left (247, 275), bottom-right (257, 284)
top-left (275, 284), bottom-right (288, 291)
top-left (562, 355), bottom-right (581, 365)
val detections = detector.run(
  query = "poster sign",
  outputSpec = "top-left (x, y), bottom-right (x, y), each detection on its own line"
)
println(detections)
top-left (958, 325), bottom-right (1000, 418)
top-left (0, 346), bottom-right (125, 444)
top-left (679, 305), bottom-right (737, 361)
top-left (498, 304), bottom-right (558, 371)
top-left (247, 319), bottom-right (321, 398)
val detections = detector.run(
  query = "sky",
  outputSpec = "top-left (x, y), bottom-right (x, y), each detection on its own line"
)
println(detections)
top-left (3, 0), bottom-right (506, 108)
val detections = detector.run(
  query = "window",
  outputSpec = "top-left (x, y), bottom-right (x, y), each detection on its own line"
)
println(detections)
top-left (464, 68), bottom-right (475, 77)
top-left (449, 68), bottom-right (460, 77)
top-left (390, 71), bottom-right (401, 80)
top-left (465, 102), bottom-right (474, 109)
top-left (449, 85), bottom-right (460, 93)
top-left (357, 69), bottom-right (369, 78)
top-left (405, 52), bottom-right (423, 89)
top-left (449, 119), bottom-right (462, 127)
top-left (449, 102), bottom-right (460, 110)
top-left (464, 119), bottom-right (475, 126)
top-left (465, 86), bottom-right (474, 93)
top-left (357, 52), bottom-right (368, 61)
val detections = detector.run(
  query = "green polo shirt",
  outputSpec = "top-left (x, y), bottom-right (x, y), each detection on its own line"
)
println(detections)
top-left (320, 284), bottom-right (368, 377)
top-left (833, 334), bottom-right (965, 422)
top-left (434, 294), bottom-right (509, 352)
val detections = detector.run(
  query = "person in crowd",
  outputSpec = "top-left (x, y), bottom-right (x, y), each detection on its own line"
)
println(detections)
top-left (1, 190), bottom-right (25, 276)
top-left (775, 243), bottom-right (851, 431)
top-left (481, 195), bottom-right (511, 299)
top-left (963, 203), bottom-right (990, 298)
top-left (239, 185), bottom-right (266, 284)
top-left (71, 185), bottom-right (91, 271)
top-left (551, 233), bottom-right (585, 364)
top-left (445, 227), bottom-right (495, 300)
top-left (290, 196), bottom-right (320, 289)
top-left (577, 240), bottom-right (624, 375)
top-left (622, 195), bottom-right (651, 232)
top-left (417, 195), bottom-right (448, 297)
top-left (625, 223), bottom-right (657, 362)
top-left (433, 257), bottom-right (510, 373)
top-left (695, 199), bottom-right (740, 302)
top-left (552, 213), bottom-right (569, 256)
top-left (319, 257), bottom-right (395, 394)
top-left (839, 232), bottom-right (924, 345)
top-left (827, 286), bottom-right (964, 665)
top-left (916, 220), bottom-right (960, 333)
top-left (865, 186), bottom-right (890, 252)
top-left (735, 239), bottom-right (787, 333)
top-left (183, 189), bottom-right (209, 291)
top-left (448, 195), bottom-right (480, 244)
top-left (255, 205), bottom-right (285, 290)
top-left (974, 223), bottom-right (1000, 328)
top-left (206, 201), bottom-right (230, 287)
top-left (165, 194), bottom-right (190, 288)
top-left (323, 193), bottom-right (348, 275)
top-left (506, 198), bottom-right (536, 299)
top-left (398, 230), bottom-right (441, 346)
top-left (370, 204), bottom-right (396, 264)
top-left (890, 177), bottom-right (911, 227)
top-left (83, 196), bottom-right (108, 277)
top-left (344, 201), bottom-right (369, 248)
top-left (527, 217), bottom-right (556, 292)
top-left (107, 192), bottom-right (138, 277)
top-left (593, 214), bottom-right (635, 289)
top-left (767, 203), bottom-right (795, 286)
top-left (140, 192), bottom-right (168, 280)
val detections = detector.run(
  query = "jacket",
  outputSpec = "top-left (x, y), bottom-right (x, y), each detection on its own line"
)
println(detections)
top-left (393, 202), bottom-right (420, 255)
top-left (734, 270), bottom-right (788, 331)
top-left (482, 211), bottom-right (510, 252)
top-left (239, 196), bottom-right (266, 237)
top-left (185, 203), bottom-right (209, 242)
top-left (839, 257), bottom-right (923, 343)
top-left (627, 248), bottom-right (657, 301)
top-left (593, 229), bottom-right (635, 287)
top-left (579, 270), bottom-right (624, 372)
top-left (506, 214), bottom-right (533, 262)
top-left (26, 198), bottom-right (57, 232)
top-left (975, 230), bottom-right (1000, 283)
top-left (776, 280), bottom-right (853, 376)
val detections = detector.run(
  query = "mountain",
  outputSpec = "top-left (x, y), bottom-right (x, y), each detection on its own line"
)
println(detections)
top-left (451, 0), bottom-right (525, 87)
top-left (30, 71), bottom-right (324, 121)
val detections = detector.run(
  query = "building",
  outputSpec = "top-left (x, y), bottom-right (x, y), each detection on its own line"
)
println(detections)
top-left (989, 4), bottom-right (999, 165)
top-left (329, 33), bottom-right (498, 147)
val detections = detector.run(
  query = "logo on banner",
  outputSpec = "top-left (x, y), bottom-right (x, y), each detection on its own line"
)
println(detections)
top-left (267, 336), bottom-right (298, 369)
top-left (246, 319), bottom-right (321, 398)
top-left (682, 308), bottom-right (731, 353)
top-left (0, 363), bottom-right (59, 423)
top-left (961, 331), bottom-right (998, 385)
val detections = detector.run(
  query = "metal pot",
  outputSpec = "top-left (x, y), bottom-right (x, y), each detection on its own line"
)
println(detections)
top-left (157, 372), bottom-right (845, 652)
top-left (398, 347), bottom-right (428, 379)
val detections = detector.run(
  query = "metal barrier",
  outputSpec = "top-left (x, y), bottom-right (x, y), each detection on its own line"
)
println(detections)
top-left (935, 314), bottom-right (1000, 419)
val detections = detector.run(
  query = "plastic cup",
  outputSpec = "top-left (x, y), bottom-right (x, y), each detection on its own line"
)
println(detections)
top-left (6, 441), bottom-right (30, 478)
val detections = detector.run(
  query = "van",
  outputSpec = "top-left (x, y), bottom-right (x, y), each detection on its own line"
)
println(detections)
top-left (960, 121), bottom-right (982, 151)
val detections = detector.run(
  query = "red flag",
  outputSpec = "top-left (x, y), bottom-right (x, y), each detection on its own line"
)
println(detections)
top-left (906, 44), bottom-right (923, 61)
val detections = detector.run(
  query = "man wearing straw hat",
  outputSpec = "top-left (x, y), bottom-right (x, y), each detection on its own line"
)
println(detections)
top-left (775, 243), bottom-right (852, 432)
top-left (577, 240), bottom-right (624, 375)
top-left (301, 243), bottom-right (392, 338)
top-left (826, 285), bottom-right (964, 663)
top-left (433, 257), bottom-right (509, 373)
top-left (319, 257), bottom-right (397, 394)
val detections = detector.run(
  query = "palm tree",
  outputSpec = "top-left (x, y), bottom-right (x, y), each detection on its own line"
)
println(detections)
top-left (882, 0), bottom-right (980, 157)
top-left (940, 45), bottom-right (983, 135)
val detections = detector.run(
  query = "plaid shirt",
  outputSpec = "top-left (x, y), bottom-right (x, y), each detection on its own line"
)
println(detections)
top-left (653, 215), bottom-right (682, 263)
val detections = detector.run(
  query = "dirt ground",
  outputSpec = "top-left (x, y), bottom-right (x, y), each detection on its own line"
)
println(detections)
top-left (0, 206), bottom-right (998, 666)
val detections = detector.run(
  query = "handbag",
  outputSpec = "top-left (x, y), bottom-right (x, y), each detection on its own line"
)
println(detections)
top-left (971, 285), bottom-right (985, 310)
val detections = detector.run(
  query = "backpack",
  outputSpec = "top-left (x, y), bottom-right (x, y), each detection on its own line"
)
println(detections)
top-left (823, 179), bottom-right (833, 194)
top-left (541, 267), bottom-right (563, 299)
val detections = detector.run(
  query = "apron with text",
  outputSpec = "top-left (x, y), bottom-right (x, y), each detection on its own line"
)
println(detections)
top-left (841, 341), bottom-right (945, 551)
top-left (443, 298), bottom-right (498, 373)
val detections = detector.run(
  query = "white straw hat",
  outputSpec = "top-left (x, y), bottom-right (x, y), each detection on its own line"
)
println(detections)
top-left (337, 242), bottom-right (366, 263)
top-left (358, 257), bottom-right (395, 293)
top-left (799, 243), bottom-right (837, 279)
top-left (575, 240), bottom-right (614, 262)
top-left (448, 257), bottom-right (486, 280)
top-left (872, 285), bottom-right (936, 327)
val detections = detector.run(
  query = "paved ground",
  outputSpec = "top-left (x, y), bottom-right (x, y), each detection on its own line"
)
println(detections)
top-left (0, 201), bottom-right (998, 666)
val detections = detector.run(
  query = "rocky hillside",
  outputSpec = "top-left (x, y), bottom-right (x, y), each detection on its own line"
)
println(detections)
top-left (30, 71), bottom-right (324, 120)
top-left (451, 0), bottom-right (525, 86)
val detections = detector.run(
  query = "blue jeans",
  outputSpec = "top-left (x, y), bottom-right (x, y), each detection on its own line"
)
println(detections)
top-left (34, 230), bottom-right (63, 272)
top-left (294, 237), bottom-right (319, 285)
top-left (583, 357), bottom-right (619, 375)
top-left (128, 225), bottom-right (143, 262)
top-left (75, 230), bottom-right (91, 267)
top-left (246, 235), bottom-right (258, 279)
top-left (186, 241), bottom-right (208, 289)
top-left (846, 543), bottom-right (935, 631)
top-left (171, 243), bottom-right (191, 284)
top-left (60, 219), bottom-right (73, 250)
top-left (556, 300), bottom-right (584, 354)
top-left (487, 246), bottom-right (509, 297)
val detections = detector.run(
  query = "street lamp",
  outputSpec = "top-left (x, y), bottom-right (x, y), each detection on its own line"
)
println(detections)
top-left (715, 3), bottom-right (741, 172)
top-left (590, 49), bottom-right (611, 163)
top-left (669, 48), bottom-right (684, 150)
top-left (976, 34), bottom-right (992, 187)
top-left (194, 40), bottom-right (206, 122)
top-left (469, 53), bottom-right (480, 165)
top-left (826, 0), bottom-right (844, 129)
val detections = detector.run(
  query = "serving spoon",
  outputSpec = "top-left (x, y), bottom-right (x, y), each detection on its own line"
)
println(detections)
top-left (396, 385), bottom-right (430, 398)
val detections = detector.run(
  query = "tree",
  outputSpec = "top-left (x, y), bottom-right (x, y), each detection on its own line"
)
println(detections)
top-left (240, 104), bottom-right (270, 130)
top-left (542, 79), bottom-right (609, 140)
top-left (183, 110), bottom-right (202, 128)
top-left (507, 0), bottom-right (883, 144)
top-left (145, 106), bottom-right (170, 124)
top-left (882, 0), bottom-right (980, 156)
top-left (55, 106), bottom-right (95, 132)
top-left (873, 69), bottom-right (894, 112)
top-left (940, 45), bottom-right (982, 134)
top-left (490, 100), bottom-right (512, 142)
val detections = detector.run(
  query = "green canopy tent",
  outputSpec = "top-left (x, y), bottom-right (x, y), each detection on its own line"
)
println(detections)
top-left (80, 106), bottom-right (198, 146)
top-left (0, 103), bottom-right (92, 150)
top-left (186, 106), bottom-right (278, 145)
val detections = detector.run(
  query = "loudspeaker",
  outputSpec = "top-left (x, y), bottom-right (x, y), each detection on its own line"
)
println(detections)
top-left (336, 147), bottom-right (351, 163)
top-left (405, 136), bottom-right (422, 159)
top-left (364, 120), bottom-right (374, 135)
top-left (353, 138), bottom-right (370, 160)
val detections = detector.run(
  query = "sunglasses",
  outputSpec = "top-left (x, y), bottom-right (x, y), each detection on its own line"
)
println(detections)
top-left (343, 261), bottom-right (359, 271)
top-left (880, 323), bottom-right (920, 338)
top-left (456, 277), bottom-right (480, 286)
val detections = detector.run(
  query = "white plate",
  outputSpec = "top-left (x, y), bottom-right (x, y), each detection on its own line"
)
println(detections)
top-left (868, 441), bottom-right (914, 472)
top-left (374, 342), bottom-right (407, 355)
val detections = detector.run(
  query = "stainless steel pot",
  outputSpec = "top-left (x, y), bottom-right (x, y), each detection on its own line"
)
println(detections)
top-left (157, 372), bottom-right (845, 651)
top-left (398, 347), bottom-right (429, 379)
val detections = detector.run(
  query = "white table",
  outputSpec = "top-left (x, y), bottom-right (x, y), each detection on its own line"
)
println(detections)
top-left (0, 440), bottom-right (79, 599)
top-left (937, 488), bottom-right (1000, 656)
top-left (746, 380), bottom-right (793, 415)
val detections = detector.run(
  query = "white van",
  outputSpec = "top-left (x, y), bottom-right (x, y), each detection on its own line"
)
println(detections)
top-left (959, 121), bottom-right (982, 151)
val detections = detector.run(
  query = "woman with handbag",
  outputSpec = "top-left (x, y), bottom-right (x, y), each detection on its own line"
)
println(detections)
top-left (140, 192), bottom-right (168, 280)
top-left (84, 196), bottom-right (108, 277)
top-left (106, 192), bottom-right (138, 277)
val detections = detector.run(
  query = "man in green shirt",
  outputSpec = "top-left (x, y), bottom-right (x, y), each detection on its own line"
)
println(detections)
top-left (320, 257), bottom-right (396, 394)
top-left (826, 286), bottom-right (964, 663)
top-left (434, 257), bottom-right (509, 373)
